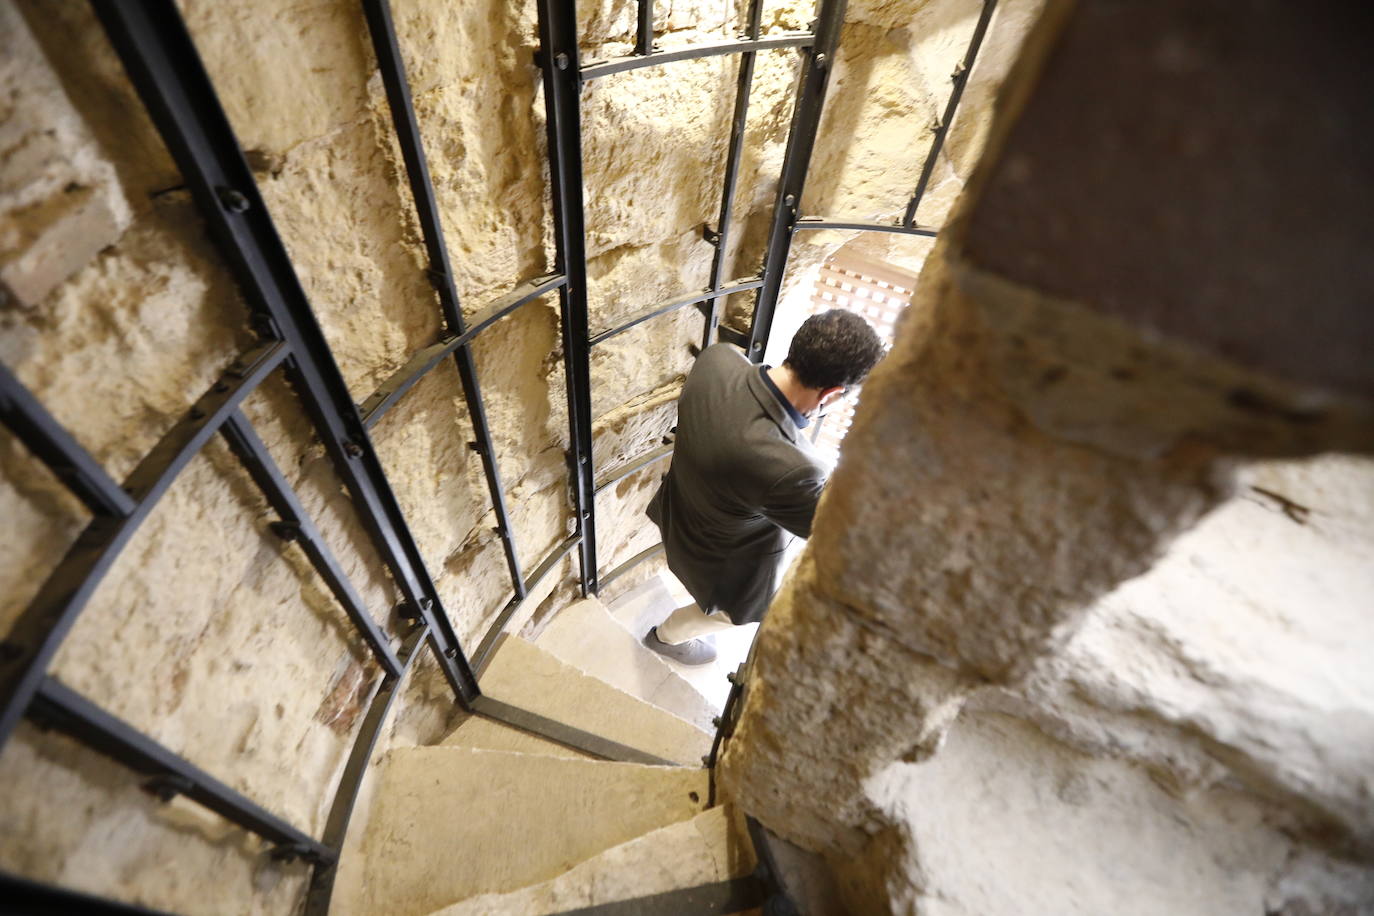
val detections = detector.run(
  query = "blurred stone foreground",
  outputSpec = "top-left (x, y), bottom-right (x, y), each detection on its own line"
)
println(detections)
top-left (722, 2), bottom-right (1374, 913)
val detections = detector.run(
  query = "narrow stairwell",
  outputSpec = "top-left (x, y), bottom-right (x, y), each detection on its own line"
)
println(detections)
top-left (328, 602), bottom-right (771, 915)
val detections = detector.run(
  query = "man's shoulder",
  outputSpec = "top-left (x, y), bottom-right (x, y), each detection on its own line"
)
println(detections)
top-left (696, 343), bottom-right (749, 373)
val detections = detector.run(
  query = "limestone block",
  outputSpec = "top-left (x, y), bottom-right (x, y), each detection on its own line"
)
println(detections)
top-left (429, 805), bottom-right (756, 915)
top-left (719, 558), bottom-right (973, 855)
top-left (445, 634), bottom-right (712, 765)
top-left (855, 712), bottom-right (1372, 916)
top-left (806, 253), bottom-right (1221, 681)
top-left (255, 115), bottom-right (441, 396)
top-left (959, 0), bottom-right (1374, 405)
top-left (534, 596), bottom-right (718, 731)
top-left (986, 454), bottom-right (1374, 848)
top-left (410, 70), bottom-right (550, 303)
top-left (1, 1), bottom-right (131, 312)
top-left (333, 746), bottom-right (709, 916)
top-left (181, 2), bottom-right (375, 156)
top-left (581, 59), bottom-right (733, 260)
top-left (0, 723), bottom-right (309, 915)
top-left (0, 206), bottom-right (244, 483)
top-left (13, 0), bottom-right (181, 200)
top-left (591, 379), bottom-right (679, 475)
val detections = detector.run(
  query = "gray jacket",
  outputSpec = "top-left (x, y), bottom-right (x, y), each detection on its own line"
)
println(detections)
top-left (647, 344), bottom-right (827, 625)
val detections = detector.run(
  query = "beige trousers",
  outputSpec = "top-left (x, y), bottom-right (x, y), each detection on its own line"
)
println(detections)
top-left (655, 602), bottom-right (736, 645)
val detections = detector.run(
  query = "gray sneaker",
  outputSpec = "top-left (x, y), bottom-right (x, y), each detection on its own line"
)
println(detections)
top-left (642, 626), bottom-right (717, 665)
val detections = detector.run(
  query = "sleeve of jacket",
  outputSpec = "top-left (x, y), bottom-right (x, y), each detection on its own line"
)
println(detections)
top-left (760, 462), bottom-right (825, 539)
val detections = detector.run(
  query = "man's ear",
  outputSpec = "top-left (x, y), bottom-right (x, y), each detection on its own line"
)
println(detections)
top-left (819, 385), bottom-right (845, 405)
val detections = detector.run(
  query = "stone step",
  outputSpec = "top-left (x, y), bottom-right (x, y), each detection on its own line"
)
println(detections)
top-left (445, 634), bottom-right (713, 766)
top-left (425, 804), bottom-right (758, 915)
top-left (330, 746), bottom-right (710, 916)
top-left (533, 596), bottom-right (719, 732)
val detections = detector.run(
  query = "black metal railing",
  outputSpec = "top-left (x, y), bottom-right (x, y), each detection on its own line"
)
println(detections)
top-left (0, 0), bottom-right (999, 908)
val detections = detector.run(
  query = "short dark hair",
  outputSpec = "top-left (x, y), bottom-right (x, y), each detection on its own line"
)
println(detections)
top-left (783, 309), bottom-right (885, 390)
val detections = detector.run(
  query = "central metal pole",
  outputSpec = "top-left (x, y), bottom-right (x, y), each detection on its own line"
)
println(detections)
top-left (537, 0), bottom-right (599, 594)
top-left (746, 0), bottom-right (849, 362)
top-left (701, 0), bottom-right (766, 349)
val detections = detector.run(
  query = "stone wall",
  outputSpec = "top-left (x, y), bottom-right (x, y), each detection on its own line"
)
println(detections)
top-left (722, 1), bottom-right (1374, 913)
top-left (0, 0), bottom-right (1043, 911)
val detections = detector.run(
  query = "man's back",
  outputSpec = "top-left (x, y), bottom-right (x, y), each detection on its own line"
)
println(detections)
top-left (648, 344), bottom-right (826, 626)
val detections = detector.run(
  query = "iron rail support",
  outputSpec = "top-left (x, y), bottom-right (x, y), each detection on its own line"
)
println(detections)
top-left (0, 362), bottom-right (135, 519)
top-left (220, 410), bottom-right (403, 678)
top-left (635, 0), bottom-right (654, 55)
top-left (901, 0), bottom-right (999, 228)
top-left (537, 0), bottom-right (599, 595)
top-left (360, 0), bottom-right (528, 601)
top-left (747, 0), bottom-right (849, 362)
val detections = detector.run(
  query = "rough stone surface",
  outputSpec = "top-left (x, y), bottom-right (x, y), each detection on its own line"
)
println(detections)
top-left (861, 712), bottom-right (1371, 916)
top-left (0, 4), bottom-right (131, 309)
top-left (445, 634), bottom-right (712, 766)
top-left (723, 2), bottom-right (1374, 913)
top-left (429, 805), bottom-right (756, 916)
top-left (332, 746), bottom-right (708, 916)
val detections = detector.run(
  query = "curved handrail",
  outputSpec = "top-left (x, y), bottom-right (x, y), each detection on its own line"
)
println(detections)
top-left (581, 33), bottom-right (812, 80)
top-left (359, 273), bottom-right (565, 428)
top-left (794, 216), bottom-right (938, 237)
top-left (595, 444), bottom-right (673, 495)
top-left (589, 277), bottom-right (763, 347)
top-left (598, 541), bottom-right (666, 591)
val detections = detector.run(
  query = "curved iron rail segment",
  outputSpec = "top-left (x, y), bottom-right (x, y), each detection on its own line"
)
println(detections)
top-left (902, 0), bottom-right (999, 227)
top-left (302, 623), bottom-right (429, 916)
top-left (589, 278), bottom-right (764, 347)
top-left (595, 444), bottom-right (673, 495)
top-left (581, 33), bottom-right (813, 80)
top-left (599, 541), bottom-right (666, 591)
top-left (29, 676), bottom-right (335, 865)
top-left (0, 363), bottom-right (136, 518)
top-left (0, 340), bottom-right (288, 749)
top-left (794, 217), bottom-right (939, 238)
top-left (358, 272), bottom-right (567, 429)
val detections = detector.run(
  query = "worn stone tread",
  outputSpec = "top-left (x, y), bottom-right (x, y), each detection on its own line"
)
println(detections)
top-left (331, 746), bottom-right (710, 916)
top-left (426, 804), bottom-right (756, 915)
top-left (445, 634), bottom-right (712, 765)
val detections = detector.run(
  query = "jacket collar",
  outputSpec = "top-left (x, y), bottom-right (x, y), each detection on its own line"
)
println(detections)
top-left (746, 363), bottom-right (800, 443)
